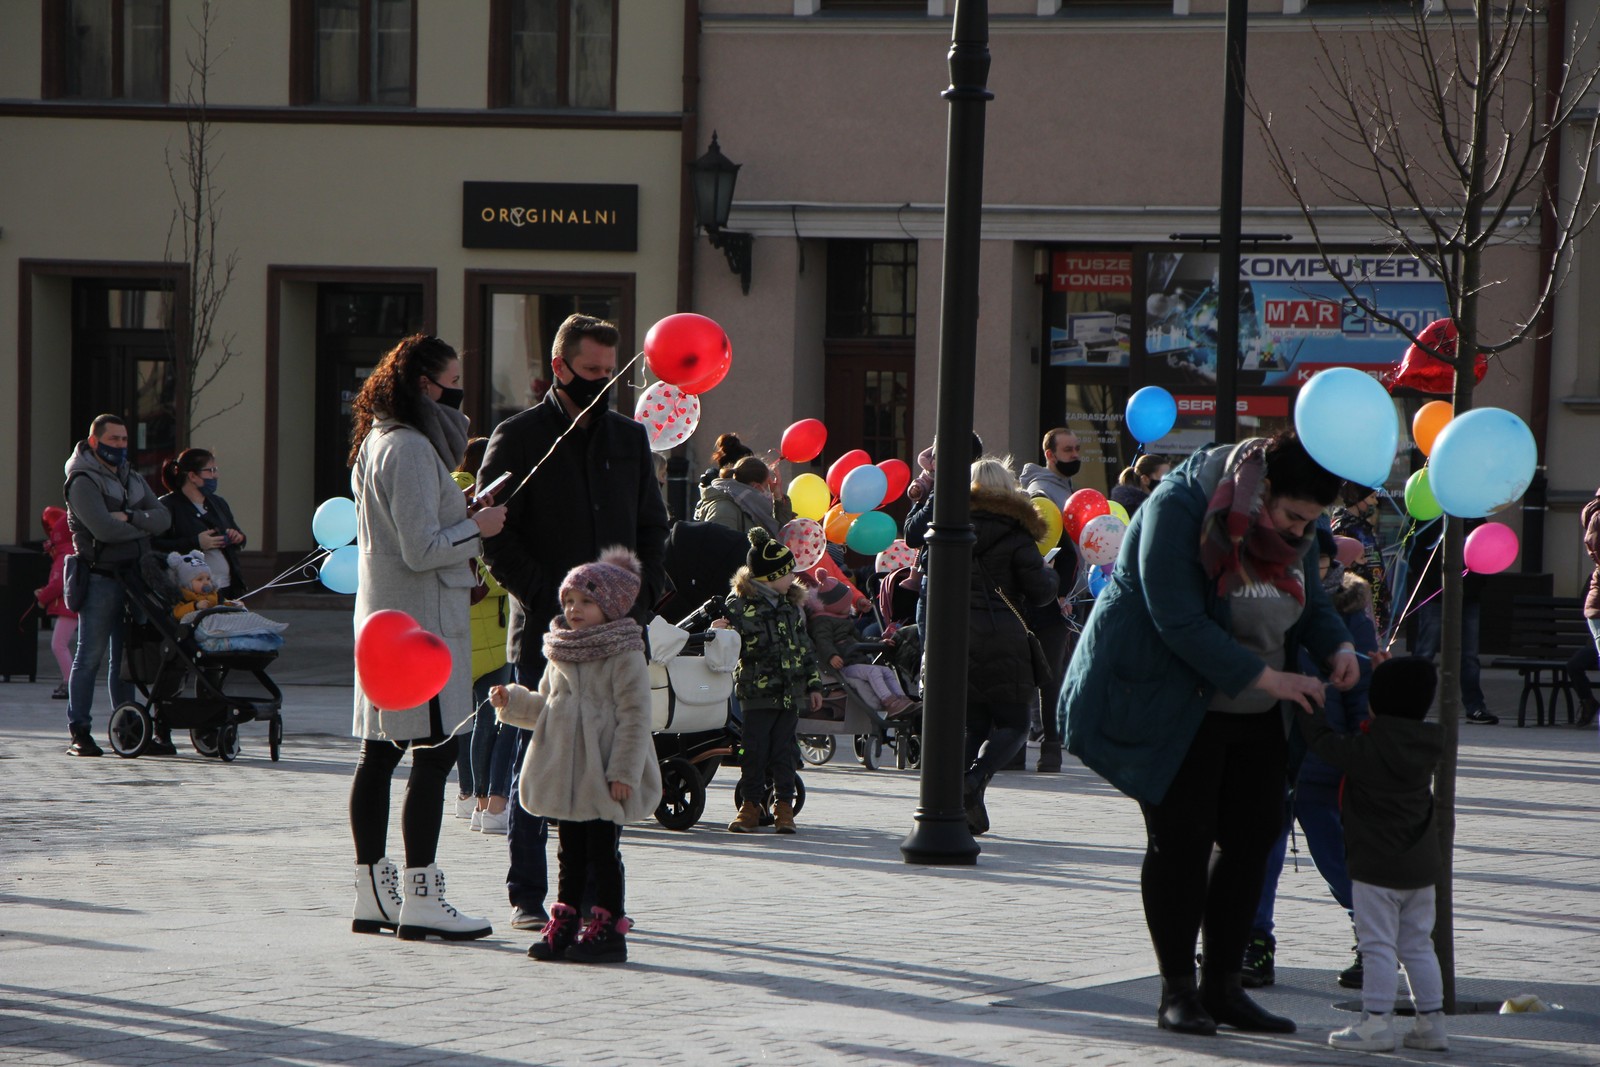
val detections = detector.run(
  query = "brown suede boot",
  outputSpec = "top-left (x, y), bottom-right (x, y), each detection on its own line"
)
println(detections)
top-left (728, 800), bottom-right (763, 833)
top-left (773, 799), bottom-right (797, 834)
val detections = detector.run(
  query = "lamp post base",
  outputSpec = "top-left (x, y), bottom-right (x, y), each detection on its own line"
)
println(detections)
top-left (900, 810), bottom-right (981, 866)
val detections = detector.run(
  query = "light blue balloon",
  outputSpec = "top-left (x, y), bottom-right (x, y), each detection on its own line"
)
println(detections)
top-left (845, 511), bottom-right (897, 555)
top-left (1126, 386), bottom-right (1178, 444)
top-left (1428, 407), bottom-right (1536, 518)
top-left (319, 544), bottom-right (360, 594)
top-left (313, 497), bottom-right (358, 551)
top-left (839, 464), bottom-right (889, 515)
top-left (1292, 368), bottom-right (1398, 488)
top-left (1087, 566), bottom-right (1110, 598)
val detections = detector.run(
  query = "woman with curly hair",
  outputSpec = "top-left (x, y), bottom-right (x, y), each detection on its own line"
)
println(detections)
top-left (346, 334), bottom-right (507, 943)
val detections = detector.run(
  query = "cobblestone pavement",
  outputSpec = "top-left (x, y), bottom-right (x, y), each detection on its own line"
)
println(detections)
top-left (2, 614), bottom-right (1597, 1065)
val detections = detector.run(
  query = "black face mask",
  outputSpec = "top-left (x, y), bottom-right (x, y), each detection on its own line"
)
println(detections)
top-left (1055, 459), bottom-right (1081, 479)
top-left (561, 372), bottom-right (613, 412)
top-left (435, 386), bottom-right (464, 410)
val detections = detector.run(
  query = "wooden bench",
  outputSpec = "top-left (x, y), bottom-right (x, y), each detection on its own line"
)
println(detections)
top-left (1488, 596), bottom-right (1590, 726)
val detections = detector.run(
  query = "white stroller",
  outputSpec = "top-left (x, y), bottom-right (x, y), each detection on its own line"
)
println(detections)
top-left (647, 615), bottom-right (740, 830)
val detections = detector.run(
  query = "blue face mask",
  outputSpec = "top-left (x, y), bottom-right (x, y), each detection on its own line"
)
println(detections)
top-left (201, 477), bottom-right (219, 495)
top-left (94, 442), bottom-right (127, 467)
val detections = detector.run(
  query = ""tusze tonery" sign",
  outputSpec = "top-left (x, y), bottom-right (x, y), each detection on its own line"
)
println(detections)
top-left (462, 182), bottom-right (638, 251)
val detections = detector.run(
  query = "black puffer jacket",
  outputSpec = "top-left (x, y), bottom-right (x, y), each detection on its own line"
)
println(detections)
top-left (960, 485), bottom-right (1059, 706)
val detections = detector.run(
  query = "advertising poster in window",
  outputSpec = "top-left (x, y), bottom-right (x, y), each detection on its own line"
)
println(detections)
top-left (1055, 382), bottom-right (1130, 496)
top-left (1047, 251), bottom-right (1133, 368)
top-left (1137, 249), bottom-right (1450, 388)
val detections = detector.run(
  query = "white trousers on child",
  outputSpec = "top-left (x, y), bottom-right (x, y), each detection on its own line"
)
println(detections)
top-left (1352, 879), bottom-right (1444, 1015)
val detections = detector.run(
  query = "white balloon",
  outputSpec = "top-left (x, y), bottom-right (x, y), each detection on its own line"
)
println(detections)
top-left (1078, 514), bottom-right (1127, 567)
top-left (633, 381), bottom-right (701, 452)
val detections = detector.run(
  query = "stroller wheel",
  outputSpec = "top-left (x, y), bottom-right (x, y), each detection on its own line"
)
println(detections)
top-left (856, 734), bottom-right (883, 771)
top-left (268, 718), bottom-right (283, 762)
top-left (798, 734), bottom-right (835, 766)
top-left (108, 703), bottom-right (151, 759)
top-left (217, 724), bottom-right (241, 763)
top-left (903, 732), bottom-right (921, 770)
top-left (190, 727), bottom-right (219, 757)
top-left (654, 756), bottom-right (707, 831)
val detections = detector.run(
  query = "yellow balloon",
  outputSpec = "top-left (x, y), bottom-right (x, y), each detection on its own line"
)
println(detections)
top-left (1108, 500), bottom-right (1130, 525)
top-left (788, 473), bottom-right (830, 521)
top-left (1031, 496), bottom-right (1063, 556)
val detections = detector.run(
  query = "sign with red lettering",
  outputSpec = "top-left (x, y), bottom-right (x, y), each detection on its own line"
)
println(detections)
top-left (1262, 299), bottom-right (1341, 331)
top-left (1174, 395), bottom-right (1291, 417)
top-left (1052, 252), bottom-right (1133, 293)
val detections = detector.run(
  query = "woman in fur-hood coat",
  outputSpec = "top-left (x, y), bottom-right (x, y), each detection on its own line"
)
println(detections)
top-left (962, 480), bottom-right (1060, 708)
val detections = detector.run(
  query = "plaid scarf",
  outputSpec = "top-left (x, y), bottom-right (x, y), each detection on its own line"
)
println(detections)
top-left (1198, 440), bottom-right (1307, 605)
top-left (543, 615), bottom-right (644, 663)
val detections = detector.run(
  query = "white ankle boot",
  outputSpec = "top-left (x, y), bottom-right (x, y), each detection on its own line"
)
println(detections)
top-left (352, 858), bottom-right (404, 934)
top-left (396, 864), bottom-right (492, 941)
top-left (1403, 1010), bottom-right (1449, 1051)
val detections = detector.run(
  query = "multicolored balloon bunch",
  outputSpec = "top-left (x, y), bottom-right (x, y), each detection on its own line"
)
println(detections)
top-left (777, 424), bottom-right (909, 562)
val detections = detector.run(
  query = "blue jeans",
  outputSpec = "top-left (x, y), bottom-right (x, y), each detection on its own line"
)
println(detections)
top-left (505, 661), bottom-right (548, 911)
top-left (456, 664), bottom-right (514, 796)
top-left (67, 571), bottom-right (134, 728)
top-left (1252, 779), bottom-right (1354, 936)
top-left (1411, 597), bottom-right (1484, 711)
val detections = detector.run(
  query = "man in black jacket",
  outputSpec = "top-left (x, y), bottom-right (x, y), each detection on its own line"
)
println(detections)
top-left (478, 314), bottom-right (670, 932)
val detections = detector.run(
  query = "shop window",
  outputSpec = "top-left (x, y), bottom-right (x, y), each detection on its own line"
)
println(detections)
top-left (291, 0), bottom-right (415, 106)
top-left (826, 240), bottom-right (917, 339)
top-left (485, 289), bottom-right (622, 428)
top-left (43, 0), bottom-right (168, 102)
top-left (489, 0), bottom-right (616, 110)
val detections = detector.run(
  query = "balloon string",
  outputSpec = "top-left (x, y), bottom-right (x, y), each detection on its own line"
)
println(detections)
top-left (1383, 535), bottom-right (1443, 651)
top-left (397, 698), bottom-right (491, 752)
top-left (501, 350), bottom-right (648, 509)
top-left (233, 549), bottom-right (331, 604)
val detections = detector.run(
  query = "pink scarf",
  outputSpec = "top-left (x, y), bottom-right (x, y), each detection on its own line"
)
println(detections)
top-left (1198, 440), bottom-right (1307, 605)
top-left (543, 616), bottom-right (644, 663)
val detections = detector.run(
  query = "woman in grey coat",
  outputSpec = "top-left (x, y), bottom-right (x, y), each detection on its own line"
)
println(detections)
top-left (346, 335), bottom-right (506, 943)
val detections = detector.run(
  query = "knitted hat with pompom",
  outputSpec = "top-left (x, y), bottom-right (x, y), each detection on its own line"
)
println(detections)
top-left (559, 546), bottom-right (643, 621)
top-left (746, 527), bottom-right (796, 582)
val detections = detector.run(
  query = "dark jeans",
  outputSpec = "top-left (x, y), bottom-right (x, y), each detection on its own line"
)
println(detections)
top-left (1139, 709), bottom-right (1288, 981)
top-left (1031, 616), bottom-right (1071, 746)
top-left (506, 658), bottom-right (549, 911)
top-left (350, 733), bottom-right (460, 868)
top-left (1567, 624), bottom-right (1599, 706)
top-left (964, 700), bottom-right (1030, 785)
top-left (557, 819), bottom-right (625, 916)
top-left (1412, 597), bottom-right (1485, 712)
top-left (739, 706), bottom-right (799, 804)
top-left (456, 664), bottom-right (515, 796)
top-left (67, 570), bottom-right (133, 728)
top-left (1252, 778), bottom-right (1354, 936)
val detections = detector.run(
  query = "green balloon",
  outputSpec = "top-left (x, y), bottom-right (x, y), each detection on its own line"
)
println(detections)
top-left (1405, 469), bottom-right (1442, 521)
top-left (845, 511), bottom-right (897, 555)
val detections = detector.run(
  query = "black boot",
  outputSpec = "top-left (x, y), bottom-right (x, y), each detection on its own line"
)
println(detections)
top-left (963, 774), bottom-right (990, 836)
top-left (67, 724), bottom-right (103, 757)
top-left (1158, 973), bottom-right (1217, 1035)
top-left (1035, 741), bottom-right (1062, 773)
top-left (146, 725), bottom-right (178, 757)
top-left (1200, 971), bottom-right (1296, 1033)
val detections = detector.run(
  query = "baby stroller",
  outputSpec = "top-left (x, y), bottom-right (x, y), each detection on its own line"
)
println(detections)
top-left (798, 623), bottom-right (923, 772)
top-left (107, 555), bottom-right (285, 762)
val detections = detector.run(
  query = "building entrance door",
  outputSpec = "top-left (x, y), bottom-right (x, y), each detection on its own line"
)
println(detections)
top-left (822, 340), bottom-right (915, 523)
top-left (313, 285), bottom-right (424, 506)
top-left (70, 281), bottom-right (178, 484)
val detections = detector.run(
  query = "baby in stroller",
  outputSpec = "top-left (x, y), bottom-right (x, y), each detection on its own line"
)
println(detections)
top-left (806, 570), bottom-right (914, 716)
top-left (161, 550), bottom-right (286, 652)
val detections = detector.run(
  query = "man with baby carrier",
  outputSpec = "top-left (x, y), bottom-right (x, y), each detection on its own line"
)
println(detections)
top-left (62, 413), bottom-right (171, 757)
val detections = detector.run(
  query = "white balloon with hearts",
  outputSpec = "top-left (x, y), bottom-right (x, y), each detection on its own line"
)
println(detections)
top-left (1077, 513), bottom-right (1127, 567)
top-left (633, 381), bottom-right (701, 452)
top-left (779, 518), bottom-right (827, 571)
top-left (874, 539), bottom-right (918, 574)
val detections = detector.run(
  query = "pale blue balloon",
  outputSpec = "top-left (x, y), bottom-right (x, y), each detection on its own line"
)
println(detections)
top-left (1428, 407), bottom-right (1536, 518)
top-left (840, 464), bottom-right (889, 515)
top-left (1292, 368), bottom-right (1398, 488)
top-left (313, 497), bottom-right (358, 550)
top-left (1126, 386), bottom-right (1178, 444)
top-left (319, 544), bottom-right (360, 594)
top-left (1088, 566), bottom-right (1110, 598)
top-left (845, 511), bottom-right (897, 555)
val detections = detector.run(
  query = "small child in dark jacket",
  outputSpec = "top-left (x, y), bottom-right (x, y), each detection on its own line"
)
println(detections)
top-left (805, 569), bottom-right (914, 715)
top-left (713, 528), bottom-right (823, 834)
top-left (1299, 656), bottom-right (1449, 1054)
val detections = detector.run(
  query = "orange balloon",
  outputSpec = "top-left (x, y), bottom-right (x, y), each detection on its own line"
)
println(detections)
top-left (1412, 401), bottom-right (1454, 456)
top-left (824, 502), bottom-right (858, 544)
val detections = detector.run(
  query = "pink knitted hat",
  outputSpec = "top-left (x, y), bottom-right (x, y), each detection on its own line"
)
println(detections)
top-left (559, 547), bottom-right (643, 621)
top-left (811, 568), bottom-right (853, 617)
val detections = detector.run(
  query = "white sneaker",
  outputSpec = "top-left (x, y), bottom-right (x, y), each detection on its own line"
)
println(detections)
top-left (454, 795), bottom-right (476, 820)
top-left (1330, 1011), bottom-right (1396, 1051)
top-left (470, 807), bottom-right (483, 831)
top-left (1403, 1011), bottom-right (1449, 1051)
top-left (395, 865), bottom-right (492, 941)
top-left (479, 809), bottom-right (508, 835)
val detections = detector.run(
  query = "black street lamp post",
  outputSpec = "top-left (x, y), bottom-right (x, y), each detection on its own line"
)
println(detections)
top-left (901, 0), bottom-right (989, 866)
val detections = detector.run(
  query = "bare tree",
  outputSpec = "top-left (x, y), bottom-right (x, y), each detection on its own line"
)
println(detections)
top-left (166, 0), bottom-right (242, 440)
top-left (1254, 0), bottom-right (1600, 1010)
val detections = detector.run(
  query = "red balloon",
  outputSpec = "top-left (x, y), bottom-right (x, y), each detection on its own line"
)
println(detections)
top-left (644, 313), bottom-right (732, 392)
top-left (781, 419), bottom-right (828, 464)
top-left (876, 459), bottom-right (911, 508)
top-left (826, 450), bottom-right (871, 499)
top-left (1382, 318), bottom-right (1488, 395)
top-left (1063, 488), bottom-right (1110, 544)
top-left (355, 609), bottom-right (453, 712)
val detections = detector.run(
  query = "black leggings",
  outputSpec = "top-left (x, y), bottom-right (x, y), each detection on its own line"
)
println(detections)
top-left (1138, 709), bottom-right (1287, 981)
top-left (350, 734), bottom-right (460, 868)
top-left (557, 819), bottom-right (625, 916)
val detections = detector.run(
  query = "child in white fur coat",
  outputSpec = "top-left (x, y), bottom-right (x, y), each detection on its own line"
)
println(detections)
top-left (491, 547), bottom-right (662, 964)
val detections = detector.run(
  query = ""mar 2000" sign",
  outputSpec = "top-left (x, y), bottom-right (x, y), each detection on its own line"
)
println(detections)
top-left (462, 181), bottom-right (639, 251)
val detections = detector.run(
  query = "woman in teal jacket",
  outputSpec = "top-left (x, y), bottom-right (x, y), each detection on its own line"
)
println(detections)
top-left (1060, 429), bottom-right (1356, 1038)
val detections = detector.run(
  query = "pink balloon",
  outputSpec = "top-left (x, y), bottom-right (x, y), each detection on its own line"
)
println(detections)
top-left (1463, 522), bottom-right (1518, 575)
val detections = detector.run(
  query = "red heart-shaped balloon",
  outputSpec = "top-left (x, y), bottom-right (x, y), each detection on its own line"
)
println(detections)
top-left (355, 609), bottom-right (453, 711)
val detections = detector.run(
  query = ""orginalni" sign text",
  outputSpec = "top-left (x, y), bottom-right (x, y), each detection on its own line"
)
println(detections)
top-left (462, 181), bottom-right (639, 252)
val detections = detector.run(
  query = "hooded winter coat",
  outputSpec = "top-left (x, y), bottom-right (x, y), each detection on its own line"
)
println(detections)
top-left (495, 641), bottom-right (664, 825)
top-left (34, 507), bottom-right (76, 619)
top-left (1583, 488), bottom-right (1600, 619)
top-left (1298, 713), bottom-right (1443, 889)
top-left (694, 478), bottom-right (781, 536)
top-left (350, 415), bottom-right (482, 742)
top-left (62, 441), bottom-right (170, 567)
top-left (959, 485), bottom-right (1060, 707)
top-left (1019, 462), bottom-right (1074, 511)
top-left (723, 575), bottom-right (822, 712)
top-left (1060, 441), bottom-right (1351, 805)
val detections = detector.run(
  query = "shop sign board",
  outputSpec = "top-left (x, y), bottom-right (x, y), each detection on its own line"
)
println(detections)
top-left (462, 182), bottom-right (639, 251)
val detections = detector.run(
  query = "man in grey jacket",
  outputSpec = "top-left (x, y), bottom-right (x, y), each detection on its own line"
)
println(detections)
top-left (1018, 427), bottom-right (1080, 510)
top-left (63, 414), bottom-right (170, 756)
